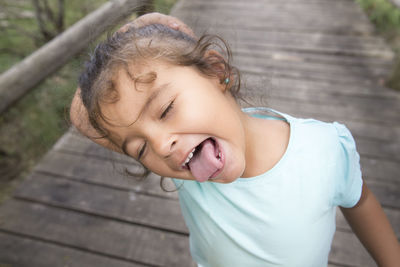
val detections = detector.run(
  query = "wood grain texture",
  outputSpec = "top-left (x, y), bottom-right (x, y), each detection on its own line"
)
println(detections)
top-left (170, 0), bottom-right (399, 266)
top-left (34, 149), bottom-right (178, 199)
top-left (0, 0), bottom-right (398, 266)
top-left (14, 172), bottom-right (188, 234)
top-left (0, 0), bottom-right (150, 114)
top-left (0, 232), bottom-right (145, 267)
top-left (0, 200), bottom-right (194, 266)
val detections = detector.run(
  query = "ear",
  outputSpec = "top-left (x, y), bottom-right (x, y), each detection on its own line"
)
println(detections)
top-left (203, 50), bottom-right (231, 91)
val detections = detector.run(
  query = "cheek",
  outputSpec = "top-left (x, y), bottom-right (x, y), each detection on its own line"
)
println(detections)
top-left (143, 158), bottom-right (170, 176)
top-left (178, 89), bottom-right (234, 128)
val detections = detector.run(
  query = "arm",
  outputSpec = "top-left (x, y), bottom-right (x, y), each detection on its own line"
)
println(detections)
top-left (340, 182), bottom-right (400, 267)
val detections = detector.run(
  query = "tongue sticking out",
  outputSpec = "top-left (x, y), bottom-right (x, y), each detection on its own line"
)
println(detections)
top-left (188, 139), bottom-right (222, 182)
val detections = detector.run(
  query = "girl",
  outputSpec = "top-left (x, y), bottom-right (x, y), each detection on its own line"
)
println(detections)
top-left (70, 13), bottom-right (400, 267)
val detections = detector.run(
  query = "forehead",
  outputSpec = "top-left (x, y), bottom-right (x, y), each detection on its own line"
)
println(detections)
top-left (100, 61), bottom-right (174, 129)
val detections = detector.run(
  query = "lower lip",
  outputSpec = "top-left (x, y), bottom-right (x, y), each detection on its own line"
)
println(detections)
top-left (209, 138), bottom-right (225, 181)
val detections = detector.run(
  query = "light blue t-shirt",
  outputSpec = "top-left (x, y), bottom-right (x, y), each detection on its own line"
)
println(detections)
top-left (173, 108), bottom-right (363, 267)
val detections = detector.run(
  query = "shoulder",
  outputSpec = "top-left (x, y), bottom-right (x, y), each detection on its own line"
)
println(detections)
top-left (287, 116), bottom-right (360, 169)
top-left (290, 117), bottom-right (344, 146)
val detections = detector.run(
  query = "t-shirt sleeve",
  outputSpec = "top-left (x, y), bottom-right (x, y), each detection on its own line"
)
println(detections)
top-left (331, 122), bottom-right (363, 208)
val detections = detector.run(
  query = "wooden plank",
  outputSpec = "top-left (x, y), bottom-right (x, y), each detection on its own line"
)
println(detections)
top-left (0, 200), bottom-right (194, 266)
top-left (241, 73), bottom-right (399, 100)
top-left (57, 123), bottom-right (400, 184)
top-left (251, 95), bottom-right (399, 128)
top-left (63, 123), bottom-right (400, 171)
top-left (339, 120), bottom-right (400, 143)
top-left (0, 232), bottom-right (144, 267)
top-left (64, 100), bottom-right (400, 164)
top-left (235, 49), bottom-right (392, 68)
top-left (176, 1), bottom-right (370, 21)
top-left (50, 133), bottom-right (400, 209)
top-left (241, 64), bottom-right (381, 87)
top-left (248, 92), bottom-right (400, 125)
top-left (0, 0), bottom-right (150, 114)
top-left (263, 97), bottom-right (400, 125)
top-left (40, 142), bottom-right (400, 187)
top-left (233, 47), bottom-right (391, 72)
top-left (360, 157), bottom-right (399, 184)
top-left (243, 83), bottom-right (400, 126)
top-left (15, 170), bottom-right (400, 237)
top-left (359, 180), bottom-right (400, 211)
top-left (337, 204), bottom-right (400, 237)
top-left (355, 138), bottom-right (400, 161)
top-left (65, 91), bottom-right (400, 147)
top-left (263, 101), bottom-right (400, 143)
top-left (33, 149), bottom-right (179, 199)
top-left (187, 24), bottom-right (388, 53)
top-left (234, 56), bottom-right (390, 82)
top-left (188, 20), bottom-right (374, 37)
top-left (362, 180), bottom-right (400, 210)
top-left (67, 124), bottom-right (400, 163)
top-left (178, 9), bottom-right (367, 26)
top-left (231, 40), bottom-right (393, 60)
top-left (61, 132), bottom-right (400, 209)
top-left (329, 229), bottom-right (376, 266)
top-left (242, 74), bottom-right (399, 109)
top-left (180, 14), bottom-right (372, 37)
top-left (228, 33), bottom-right (387, 52)
top-left (14, 172), bottom-right (188, 234)
top-left (53, 129), bottom-right (137, 165)
top-left (176, 13), bottom-right (374, 36)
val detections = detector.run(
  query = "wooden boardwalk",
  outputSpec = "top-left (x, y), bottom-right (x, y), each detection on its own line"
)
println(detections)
top-left (1, 0), bottom-right (399, 266)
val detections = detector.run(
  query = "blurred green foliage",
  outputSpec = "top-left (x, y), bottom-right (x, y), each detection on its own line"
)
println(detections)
top-left (356, 0), bottom-right (400, 90)
top-left (357, 0), bottom-right (400, 34)
top-left (0, 0), bottom-right (177, 203)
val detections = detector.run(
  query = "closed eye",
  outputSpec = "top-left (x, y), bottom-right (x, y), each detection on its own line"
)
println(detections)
top-left (138, 142), bottom-right (147, 160)
top-left (160, 100), bottom-right (174, 119)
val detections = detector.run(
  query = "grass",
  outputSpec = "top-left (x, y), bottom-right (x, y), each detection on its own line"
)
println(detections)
top-left (0, 0), bottom-right (178, 204)
top-left (0, 59), bottom-right (80, 202)
top-left (356, 0), bottom-right (400, 90)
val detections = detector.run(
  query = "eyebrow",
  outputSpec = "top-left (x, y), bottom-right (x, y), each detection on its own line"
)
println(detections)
top-left (121, 83), bottom-right (170, 158)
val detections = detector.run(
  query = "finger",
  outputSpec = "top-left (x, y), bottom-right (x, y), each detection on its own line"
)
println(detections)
top-left (166, 18), bottom-right (196, 38)
top-left (118, 12), bottom-right (196, 39)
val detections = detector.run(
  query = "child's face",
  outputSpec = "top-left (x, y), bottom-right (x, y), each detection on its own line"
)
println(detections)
top-left (100, 61), bottom-right (248, 183)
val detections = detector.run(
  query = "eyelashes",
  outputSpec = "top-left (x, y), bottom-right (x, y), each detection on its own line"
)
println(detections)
top-left (138, 142), bottom-right (146, 160)
top-left (160, 100), bottom-right (175, 119)
top-left (138, 99), bottom-right (175, 160)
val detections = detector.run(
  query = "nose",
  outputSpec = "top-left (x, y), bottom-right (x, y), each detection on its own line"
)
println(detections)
top-left (149, 131), bottom-right (178, 158)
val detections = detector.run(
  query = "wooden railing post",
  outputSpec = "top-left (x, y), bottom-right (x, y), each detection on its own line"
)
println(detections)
top-left (0, 0), bottom-right (149, 114)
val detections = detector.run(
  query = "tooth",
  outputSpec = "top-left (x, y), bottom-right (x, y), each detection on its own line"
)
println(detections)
top-left (218, 152), bottom-right (221, 159)
top-left (183, 148), bottom-right (196, 167)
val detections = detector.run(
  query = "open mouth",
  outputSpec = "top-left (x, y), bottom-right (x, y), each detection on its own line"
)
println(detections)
top-left (183, 138), bottom-right (224, 182)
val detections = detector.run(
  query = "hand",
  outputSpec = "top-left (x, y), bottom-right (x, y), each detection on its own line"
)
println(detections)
top-left (118, 12), bottom-right (196, 38)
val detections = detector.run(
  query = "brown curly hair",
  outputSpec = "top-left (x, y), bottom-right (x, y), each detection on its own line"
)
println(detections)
top-left (78, 23), bottom-right (241, 187)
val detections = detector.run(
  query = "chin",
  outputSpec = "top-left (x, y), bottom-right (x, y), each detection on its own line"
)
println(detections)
top-left (213, 163), bottom-right (245, 184)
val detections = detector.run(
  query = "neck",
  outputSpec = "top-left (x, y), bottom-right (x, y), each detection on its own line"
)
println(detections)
top-left (240, 109), bottom-right (290, 178)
